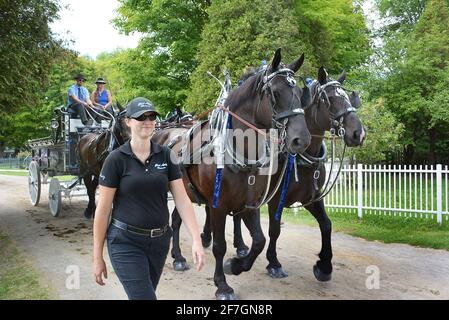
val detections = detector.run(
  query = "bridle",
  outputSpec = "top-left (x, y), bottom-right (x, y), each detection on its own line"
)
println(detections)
top-left (294, 78), bottom-right (362, 207)
top-left (310, 79), bottom-right (358, 138)
top-left (256, 67), bottom-right (306, 152)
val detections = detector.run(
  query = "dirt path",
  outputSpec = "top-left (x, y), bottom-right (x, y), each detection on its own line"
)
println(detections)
top-left (1, 174), bottom-right (448, 300)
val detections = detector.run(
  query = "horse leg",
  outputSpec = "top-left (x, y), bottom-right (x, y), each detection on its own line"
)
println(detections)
top-left (233, 215), bottom-right (249, 258)
top-left (210, 208), bottom-right (236, 300)
top-left (171, 208), bottom-right (189, 271)
top-left (265, 201), bottom-right (288, 278)
top-left (83, 174), bottom-right (96, 219)
top-left (224, 209), bottom-right (265, 276)
top-left (305, 199), bottom-right (333, 281)
top-left (200, 206), bottom-right (212, 248)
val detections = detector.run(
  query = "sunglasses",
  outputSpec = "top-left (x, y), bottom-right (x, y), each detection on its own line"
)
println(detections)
top-left (77, 79), bottom-right (85, 82)
top-left (133, 113), bottom-right (157, 121)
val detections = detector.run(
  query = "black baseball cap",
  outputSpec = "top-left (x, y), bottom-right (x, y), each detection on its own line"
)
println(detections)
top-left (126, 97), bottom-right (160, 118)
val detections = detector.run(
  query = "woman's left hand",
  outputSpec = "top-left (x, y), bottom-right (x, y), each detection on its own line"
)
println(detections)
top-left (192, 240), bottom-right (205, 271)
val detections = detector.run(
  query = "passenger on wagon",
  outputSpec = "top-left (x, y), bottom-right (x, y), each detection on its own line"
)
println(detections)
top-left (91, 77), bottom-right (114, 117)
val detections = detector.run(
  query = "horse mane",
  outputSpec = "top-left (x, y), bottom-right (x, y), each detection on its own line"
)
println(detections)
top-left (225, 69), bottom-right (264, 110)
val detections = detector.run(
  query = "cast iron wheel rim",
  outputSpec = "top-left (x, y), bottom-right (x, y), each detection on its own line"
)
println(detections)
top-left (48, 177), bottom-right (61, 217)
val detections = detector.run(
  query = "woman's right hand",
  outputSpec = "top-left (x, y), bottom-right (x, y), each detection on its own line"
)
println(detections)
top-left (94, 258), bottom-right (108, 286)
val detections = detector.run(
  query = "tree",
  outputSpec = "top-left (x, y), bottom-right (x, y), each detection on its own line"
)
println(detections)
top-left (376, 0), bottom-right (427, 30)
top-left (295, 0), bottom-right (371, 74)
top-left (379, 0), bottom-right (449, 164)
top-left (346, 98), bottom-right (404, 164)
top-left (0, 50), bottom-right (97, 150)
top-left (186, 0), bottom-right (311, 112)
top-left (113, 0), bottom-right (210, 111)
top-left (0, 0), bottom-right (61, 113)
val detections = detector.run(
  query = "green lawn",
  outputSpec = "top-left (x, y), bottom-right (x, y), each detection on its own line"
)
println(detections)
top-left (261, 206), bottom-right (449, 251)
top-left (0, 170), bottom-right (28, 176)
top-left (326, 174), bottom-right (448, 213)
top-left (0, 231), bottom-right (55, 300)
top-left (0, 170), bottom-right (76, 181)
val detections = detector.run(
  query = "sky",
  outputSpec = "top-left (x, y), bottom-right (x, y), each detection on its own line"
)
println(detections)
top-left (50, 0), bottom-right (141, 59)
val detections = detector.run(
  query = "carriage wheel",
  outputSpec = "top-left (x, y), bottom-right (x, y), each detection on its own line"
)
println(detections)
top-left (48, 178), bottom-right (62, 217)
top-left (28, 161), bottom-right (41, 206)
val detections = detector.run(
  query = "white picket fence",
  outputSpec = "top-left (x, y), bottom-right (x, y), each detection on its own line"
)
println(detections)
top-left (322, 164), bottom-right (449, 224)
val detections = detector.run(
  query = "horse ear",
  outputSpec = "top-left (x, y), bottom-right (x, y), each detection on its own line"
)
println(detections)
top-left (337, 70), bottom-right (346, 84)
top-left (318, 66), bottom-right (328, 85)
top-left (270, 48), bottom-right (282, 71)
top-left (116, 101), bottom-right (124, 112)
top-left (287, 53), bottom-right (305, 73)
top-left (301, 85), bottom-right (312, 108)
top-left (350, 91), bottom-right (362, 108)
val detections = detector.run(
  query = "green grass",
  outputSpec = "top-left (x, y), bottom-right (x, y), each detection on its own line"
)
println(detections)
top-left (329, 175), bottom-right (448, 213)
top-left (0, 231), bottom-right (55, 300)
top-left (0, 170), bottom-right (76, 181)
top-left (261, 206), bottom-right (449, 251)
top-left (0, 170), bottom-right (28, 176)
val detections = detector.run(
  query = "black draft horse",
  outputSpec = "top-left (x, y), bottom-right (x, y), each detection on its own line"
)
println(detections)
top-left (77, 104), bottom-right (130, 219)
top-left (171, 66), bottom-right (366, 285)
top-left (205, 66), bottom-right (366, 281)
top-left (152, 48), bottom-right (312, 299)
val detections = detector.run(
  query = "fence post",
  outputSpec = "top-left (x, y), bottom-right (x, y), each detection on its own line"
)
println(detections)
top-left (357, 163), bottom-right (363, 219)
top-left (436, 164), bottom-right (442, 225)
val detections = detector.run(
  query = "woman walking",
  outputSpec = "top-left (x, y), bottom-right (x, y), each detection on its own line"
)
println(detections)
top-left (93, 97), bottom-right (205, 300)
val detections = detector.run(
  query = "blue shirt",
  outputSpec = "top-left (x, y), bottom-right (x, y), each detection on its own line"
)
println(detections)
top-left (96, 90), bottom-right (109, 106)
top-left (68, 84), bottom-right (90, 106)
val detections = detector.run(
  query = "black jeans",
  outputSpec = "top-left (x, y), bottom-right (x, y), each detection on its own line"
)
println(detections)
top-left (68, 103), bottom-right (88, 124)
top-left (107, 223), bottom-right (172, 300)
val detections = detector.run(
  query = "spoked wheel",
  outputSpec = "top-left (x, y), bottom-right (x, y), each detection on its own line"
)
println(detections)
top-left (28, 161), bottom-right (41, 206)
top-left (49, 177), bottom-right (62, 217)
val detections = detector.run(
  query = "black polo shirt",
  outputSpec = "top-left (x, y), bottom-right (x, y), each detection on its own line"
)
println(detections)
top-left (99, 140), bottom-right (182, 229)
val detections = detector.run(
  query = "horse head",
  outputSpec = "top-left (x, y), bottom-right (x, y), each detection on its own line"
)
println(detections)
top-left (112, 109), bottom-right (130, 145)
top-left (307, 67), bottom-right (365, 147)
top-left (226, 48), bottom-right (311, 155)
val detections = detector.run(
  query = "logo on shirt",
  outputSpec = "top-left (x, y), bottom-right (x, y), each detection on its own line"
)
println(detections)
top-left (154, 163), bottom-right (167, 170)
top-left (100, 174), bottom-right (106, 180)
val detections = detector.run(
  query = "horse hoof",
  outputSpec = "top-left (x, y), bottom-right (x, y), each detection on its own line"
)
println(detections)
top-left (267, 266), bottom-right (288, 278)
top-left (236, 246), bottom-right (249, 258)
top-left (201, 233), bottom-right (212, 248)
top-left (223, 259), bottom-right (233, 275)
top-left (215, 291), bottom-right (237, 300)
top-left (173, 261), bottom-right (190, 272)
top-left (313, 264), bottom-right (332, 282)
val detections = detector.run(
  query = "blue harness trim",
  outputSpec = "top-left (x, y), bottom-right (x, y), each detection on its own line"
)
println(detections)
top-left (275, 154), bottom-right (296, 221)
top-left (212, 168), bottom-right (223, 208)
top-left (212, 114), bottom-right (231, 208)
